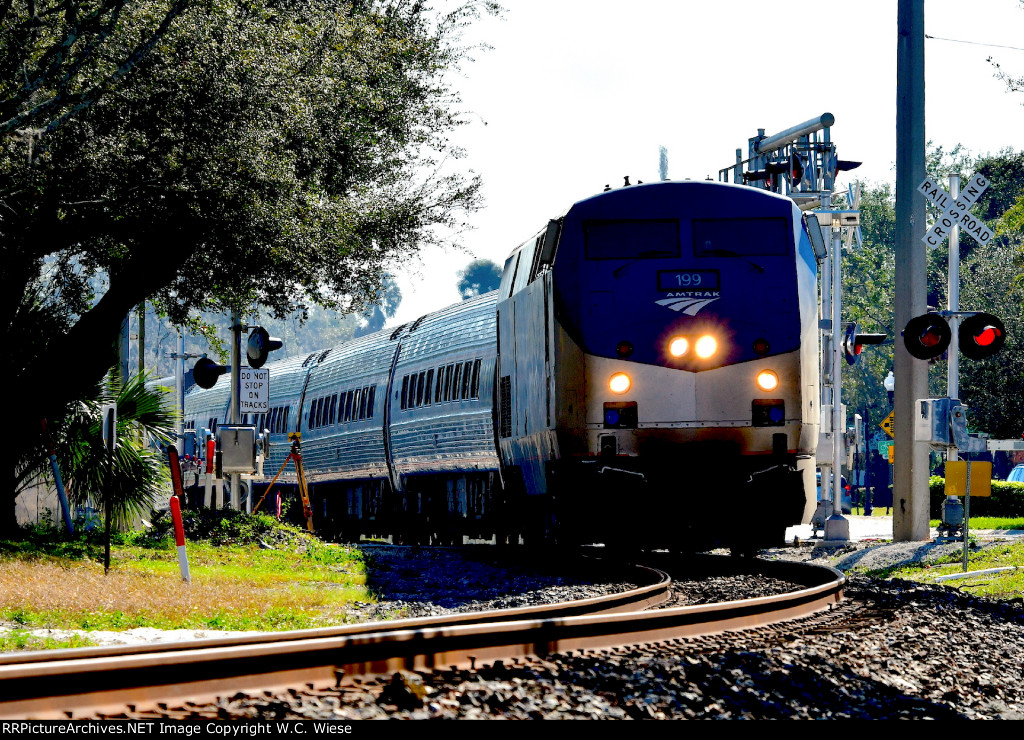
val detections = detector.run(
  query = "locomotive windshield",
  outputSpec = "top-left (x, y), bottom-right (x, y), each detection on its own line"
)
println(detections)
top-left (692, 217), bottom-right (790, 257)
top-left (583, 219), bottom-right (680, 260)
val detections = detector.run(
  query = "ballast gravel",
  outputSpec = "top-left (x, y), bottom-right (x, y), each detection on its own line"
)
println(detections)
top-left (103, 541), bottom-right (1024, 720)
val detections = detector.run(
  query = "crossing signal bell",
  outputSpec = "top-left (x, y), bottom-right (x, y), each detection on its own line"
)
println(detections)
top-left (959, 313), bottom-right (1005, 360)
top-left (903, 312), bottom-right (1004, 361)
top-left (842, 323), bottom-right (887, 365)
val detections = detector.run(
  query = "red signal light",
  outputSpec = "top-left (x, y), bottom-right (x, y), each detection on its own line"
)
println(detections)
top-left (789, 155), bottom-right (804, 187)
top-left (904, 313), bottom-right (952, 360)
top-left (975, 326), bottom-right (1000, 346)
top-left (959, 313), bottom-right (1006, 360)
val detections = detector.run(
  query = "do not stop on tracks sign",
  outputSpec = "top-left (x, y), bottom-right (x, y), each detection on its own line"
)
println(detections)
top-left (239, 367), bottom-right (269, 413)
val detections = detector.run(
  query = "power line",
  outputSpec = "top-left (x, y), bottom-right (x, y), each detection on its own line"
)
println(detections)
top-left (925, 34), bottom-right (1024, 52)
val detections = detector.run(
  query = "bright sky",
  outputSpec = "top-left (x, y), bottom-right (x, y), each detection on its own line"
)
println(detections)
top-left (388, 0), bottom-right (1024, 326)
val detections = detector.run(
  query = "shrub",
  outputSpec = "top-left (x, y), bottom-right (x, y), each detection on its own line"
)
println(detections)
top-left (929, 476), bottom-right (1024, 518)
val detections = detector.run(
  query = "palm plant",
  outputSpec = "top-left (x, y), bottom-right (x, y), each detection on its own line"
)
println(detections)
top-left (57, 372), bottom-right (178, 568)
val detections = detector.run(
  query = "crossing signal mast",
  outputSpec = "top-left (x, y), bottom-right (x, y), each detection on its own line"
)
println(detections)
top-left (718, 112), bottom-right (861, 208)
top-left (192, 326), bottom-right (283, 389)
top-left (190, 321), bottom-right (283, 511)
top-left (721, 113), bottom-right (878, 543)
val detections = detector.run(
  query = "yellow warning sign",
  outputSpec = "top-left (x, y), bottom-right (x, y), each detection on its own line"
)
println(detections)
top-left (880, 411), bottom-right (895, 439)
top-left (945, 461), bottom-right (992, 497)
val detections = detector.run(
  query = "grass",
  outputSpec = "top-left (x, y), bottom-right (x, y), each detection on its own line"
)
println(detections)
top-left (0, 630), bottom-right (97, 652)
top-left (845, 519), bottom-right (1024, 602)
top-left (856, 541), bottom-right (1024, 601)
top-left (927, 517), bottom-right (1024, 531)
top-left (0, 511), bottom-right (378, 643)
top-left (850, 507), bottom-right (894, 517)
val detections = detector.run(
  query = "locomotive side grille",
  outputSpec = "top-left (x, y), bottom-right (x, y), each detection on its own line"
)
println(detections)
top-left (499, 375), bottom-right (512, 438)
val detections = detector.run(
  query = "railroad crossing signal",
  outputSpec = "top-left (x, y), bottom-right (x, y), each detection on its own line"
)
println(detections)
top-left (842, 322), bottom-right (887, 365)
top-left (918, 174), bottom-right (993, 248)
top-left (880, 411), bottom-right (895, 440)
top-left (193, 357), bottom-right (229, 389)
top-left (903, 311), bottom-right (1005, 361)
top-left (958, 313), bottom-right (1006, 360)
top-left (246, 326), bottom-right (283, 369)
top-left (903, 312), bottom-right (952, 360)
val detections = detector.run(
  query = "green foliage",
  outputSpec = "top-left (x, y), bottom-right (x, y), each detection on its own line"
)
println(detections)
top-left (842, 144), bottom-right (1024, 444)
top-left (0, 523), bottom-right (105, 561)
top-left (0, 630), bottom-right (98, 653)
top-left (928, 476), bottom-right (1024, 518)
top-left (144, 507), bottom-right (317, 549)
top-left (57, 372), bottom-right (177, 531)
top-left (839, 180), bottom-right (897, 435)
top-left (0, 0), bottom-right (500, 531)
top-left (0, 510), bottom-right (372, 635)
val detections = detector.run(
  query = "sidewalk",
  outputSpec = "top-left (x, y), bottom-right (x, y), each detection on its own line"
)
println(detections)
top-left (787, 515), bottom-right (1024, 544)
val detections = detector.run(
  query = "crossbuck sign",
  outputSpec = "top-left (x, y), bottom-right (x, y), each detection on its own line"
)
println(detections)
top-left (918, 174), bottom-right (993, 248)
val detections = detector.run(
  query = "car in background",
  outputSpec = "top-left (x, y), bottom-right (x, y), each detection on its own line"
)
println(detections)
top-left (817, 470), bottom-right (852, 514)
top-left (1007, 464), bottom-right (1024, 483)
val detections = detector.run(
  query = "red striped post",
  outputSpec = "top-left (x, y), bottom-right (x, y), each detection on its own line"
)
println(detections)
top-left (205, 438), bottom-right (216, 508)
top-left (166, 446), bottom-right (192, 583)
top-left (169, 495), bottom-right (191, 583)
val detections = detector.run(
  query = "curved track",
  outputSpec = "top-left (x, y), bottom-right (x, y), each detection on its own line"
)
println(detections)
top-left (0, 557), bottom-right (844, 719)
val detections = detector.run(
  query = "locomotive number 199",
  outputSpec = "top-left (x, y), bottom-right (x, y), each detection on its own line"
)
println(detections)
top-left (657, 270), bottom-right (720, 292)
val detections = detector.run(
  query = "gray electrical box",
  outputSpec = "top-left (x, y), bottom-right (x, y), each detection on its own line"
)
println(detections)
top-left (915, 398), bottom-right (953, 447)
top-left (915, 398), bottom-right (975, 451)
top-left (218, 425), bottom-right (258, 474)
top-left (949, 404), bottom-right (970, 450)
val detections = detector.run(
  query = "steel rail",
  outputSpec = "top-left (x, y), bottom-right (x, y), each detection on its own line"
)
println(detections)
top-left (0, 563), bottom-right (669, 668)
top-left (0, 559), bottom-right (844, 719)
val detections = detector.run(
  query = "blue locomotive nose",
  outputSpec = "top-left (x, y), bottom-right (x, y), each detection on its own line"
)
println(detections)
top-left (551, 182), bottom-right (803, 370)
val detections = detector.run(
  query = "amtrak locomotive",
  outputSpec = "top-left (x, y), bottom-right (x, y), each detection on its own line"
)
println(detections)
top-left (184, 180), bottom-right (820, 550)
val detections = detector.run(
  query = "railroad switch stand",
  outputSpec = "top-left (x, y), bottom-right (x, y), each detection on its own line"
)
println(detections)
top-left (255, 432), bottom-right (314, 532)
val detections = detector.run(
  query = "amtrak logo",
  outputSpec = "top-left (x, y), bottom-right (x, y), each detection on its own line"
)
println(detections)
top-left (655, 292), bottom-right (721, 315)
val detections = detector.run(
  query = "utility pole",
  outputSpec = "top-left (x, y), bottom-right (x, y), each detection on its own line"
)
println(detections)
top-left (137, 303), bottom-right (146, 377)
top-left (118, 315), bottom-right (130, 387)
top-left (229, 311), bottom-right (242, 510)
top-left (894, 0), bottom-right (930, 541)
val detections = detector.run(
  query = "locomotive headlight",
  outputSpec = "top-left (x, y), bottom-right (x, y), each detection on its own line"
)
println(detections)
top-left (695, 335), bottom-right (718, 359)
top-left (609, 372), bottom-right (631, 394)
top-left (756, 370), bottom-right (779, 392)
top-left (668, 336), bottom-right (689, 357)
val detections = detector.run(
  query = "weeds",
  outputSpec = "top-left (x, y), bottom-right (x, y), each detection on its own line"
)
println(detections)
top-left (860, 541), bottom-right (1024, 602)
top-left (0, 511), bottom-right (375, 638)
top-left (0, 630), bottom-right (97, 652)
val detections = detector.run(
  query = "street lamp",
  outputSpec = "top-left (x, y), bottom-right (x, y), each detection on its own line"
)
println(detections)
top-left (884, 370), bottom-right (895, 406)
